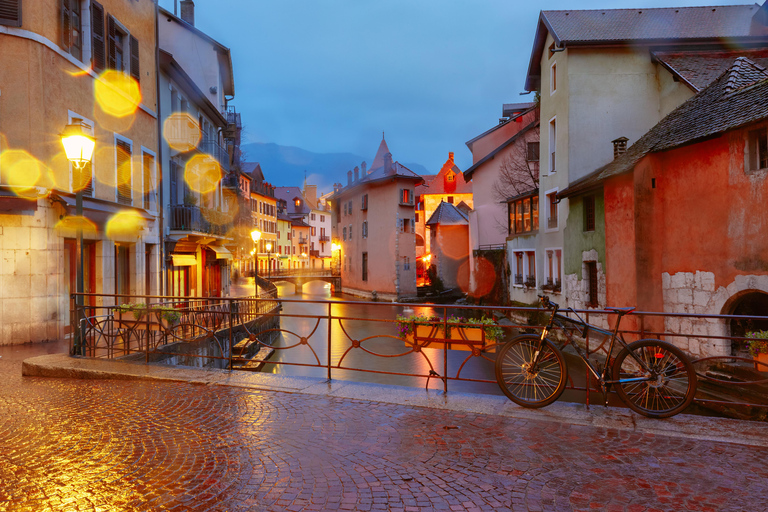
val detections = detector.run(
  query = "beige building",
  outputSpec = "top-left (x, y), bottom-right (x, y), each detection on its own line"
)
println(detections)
top-left (330, 137), bottom-right (422, 301)
top-left (0, 0), bottom-right (160, 344)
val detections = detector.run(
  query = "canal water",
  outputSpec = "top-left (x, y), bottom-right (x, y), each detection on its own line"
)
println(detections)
top-left (247, 280), bottom-right (505, 396)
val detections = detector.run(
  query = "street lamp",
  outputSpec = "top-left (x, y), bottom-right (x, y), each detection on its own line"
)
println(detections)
top-left (332, 242), bottom-right (341, 275)
top-left (250, 229), bottom-right (261, 296)
top-left (61, 119), bottom-right (95, 356)
top-left (266, 242), bottom-right (273, 280)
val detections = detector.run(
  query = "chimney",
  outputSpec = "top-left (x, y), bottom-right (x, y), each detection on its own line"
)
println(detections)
top-left (180, 0), bottom-right (195, 25)
top-left (612, 137), bottom-right (628, 159)
top-left (354, 166), bottom-right (359, 182)
top-left (361, 161), bottom-right (368, 175)
top-left (383, 152), bottom-right (392, 171)
top-left (448, 152), bottom-right (454, 162)
top-left (306, 184), bottom-right (317, 207)
top-left (347, 171), bottom-right (352, 186)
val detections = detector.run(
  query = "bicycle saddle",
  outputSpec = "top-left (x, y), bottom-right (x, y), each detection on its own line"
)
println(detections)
top-left (606, 306), bottom-right (635, 315)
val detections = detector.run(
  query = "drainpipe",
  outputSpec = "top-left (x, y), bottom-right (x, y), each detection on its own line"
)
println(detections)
top-left (155, 0), bottom-right (166, 295)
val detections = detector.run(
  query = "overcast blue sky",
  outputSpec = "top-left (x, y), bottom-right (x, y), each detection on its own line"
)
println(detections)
top-left (159, 0), bottom-right (752, 174)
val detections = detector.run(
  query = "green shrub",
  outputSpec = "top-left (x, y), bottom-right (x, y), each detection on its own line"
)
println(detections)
top-left (747, 330), bottom-right (768, 357)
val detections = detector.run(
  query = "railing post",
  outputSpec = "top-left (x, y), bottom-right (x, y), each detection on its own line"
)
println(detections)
top-left (327, 301), bottom-right (332, 381)
top-left (229, 299), bottom-right (234, 370)
top-left (585, 310), bottom-right (590, 411)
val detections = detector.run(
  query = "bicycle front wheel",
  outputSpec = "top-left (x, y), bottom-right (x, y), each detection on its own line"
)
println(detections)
top-left (612, 339), bottom-right (697, 418)
top-left (495, 335), bottom-right (567, 408)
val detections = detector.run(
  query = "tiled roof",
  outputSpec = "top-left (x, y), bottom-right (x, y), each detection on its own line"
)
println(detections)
top-left (370, 136), bottom-right (391, 170)
top-left (543, 5), bottom-right (764, 44)
top-left (331, 161), bottom-right (423, 199)
top-left (425, 201), bottom-right (469, 226)
top-left (274, 186), bottom-right (310, 215)
top-left (654, 49), bottom-right (768, 91)
top-left (559, 57), bottom-right (768, 198)
top-left (420, 154), bottom-right (472, 196)
top-left (242, 162), bottom-right (264, 182)
top-left (415, 174), bottom-right (437, 197)
top-left (463, 120), bottom-right (538, 181)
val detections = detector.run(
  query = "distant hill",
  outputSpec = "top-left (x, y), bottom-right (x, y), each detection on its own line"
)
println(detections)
top-left (239, 142), bottom-right (429, 192)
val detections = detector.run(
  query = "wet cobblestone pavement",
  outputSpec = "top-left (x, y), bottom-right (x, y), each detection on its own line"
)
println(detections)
top-left (1, 344), bottom-right (767, 511)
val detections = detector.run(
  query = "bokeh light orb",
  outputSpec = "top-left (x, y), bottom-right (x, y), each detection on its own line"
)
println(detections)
top-left (0, 149), bottom-right (50, 197)
top-left (94, 70), bottom-right (141, 118)
top-left (55, 216), bottom-right (98, 236)
top-left (184, 154), bottom-right (222, 194)
top-left (106, 210), bottom-right (146, 239)
top-left (164, 112), bottom-right (201, 152)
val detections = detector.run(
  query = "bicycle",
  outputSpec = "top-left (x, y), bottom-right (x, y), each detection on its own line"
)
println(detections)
top-left (495, 296), bottom-right (698, 418)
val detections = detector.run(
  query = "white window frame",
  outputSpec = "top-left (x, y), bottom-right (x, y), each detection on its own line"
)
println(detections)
top-left (140, 145), bottom-right (156, 213)
top-left (548, 116), bottom-right (557, 175)
top-left (111, 17), bottom-right (131, 74)
top-left (550, 61), bottom-right (557, 95)
top-left (544, 187), bottom-right (559, 233)
top-left (67, 110), bottom-right (95, 196)
top-left (544, 247), bottom-right (563, 294)
top-left (511, 249), bottom-right (536, 289)
top-left (114, 133), bottom-right (133, 204)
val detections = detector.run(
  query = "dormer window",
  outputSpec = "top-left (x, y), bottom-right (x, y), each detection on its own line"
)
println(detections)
top-left (446, 170), bottom-right (455, 182)
top-left (295, 199), bottom-right (301, 207)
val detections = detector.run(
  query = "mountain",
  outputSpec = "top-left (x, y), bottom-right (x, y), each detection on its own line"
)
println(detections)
top-left (239, 142), bottom-right (429, 192)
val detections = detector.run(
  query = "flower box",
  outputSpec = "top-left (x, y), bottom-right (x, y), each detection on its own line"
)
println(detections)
top-left (404, 324), bottom-right (494, 353)
top-left (754, 352), bottom-right (768, 373)
top-left (115, 309), bottom-right (177, 331)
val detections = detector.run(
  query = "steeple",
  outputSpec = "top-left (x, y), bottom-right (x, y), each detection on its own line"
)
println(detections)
top-left (370, 133), bottom-right (392, 170)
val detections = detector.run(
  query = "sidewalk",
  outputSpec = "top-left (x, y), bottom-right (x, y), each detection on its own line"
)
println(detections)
top-left (2, 350), bottom-right (766, 511)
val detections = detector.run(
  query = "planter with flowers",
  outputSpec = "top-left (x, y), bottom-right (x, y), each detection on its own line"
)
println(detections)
top-left (747, 330), bottom-right (768, 372)
top-left (395, 314), bottom-right (503, 353)
top-left (115, 303), bottom-right (182, 331)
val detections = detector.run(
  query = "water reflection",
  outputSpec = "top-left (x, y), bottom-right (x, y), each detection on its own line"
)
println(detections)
top-left (266, 281), bottom-right (503, 395)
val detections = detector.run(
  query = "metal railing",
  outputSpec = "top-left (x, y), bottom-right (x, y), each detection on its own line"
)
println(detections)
top-left (169, 204), bottom-right (232, 237)
top-left (70, 296), bottom-right (768, 418)
top-left (198, 139), bottom-right (230, 172)
top-left (319, 235), bottom-right (330, 242)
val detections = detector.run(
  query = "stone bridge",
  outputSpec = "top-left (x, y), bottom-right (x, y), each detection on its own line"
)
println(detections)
top-left (263, 269), bottom-right (342, 294)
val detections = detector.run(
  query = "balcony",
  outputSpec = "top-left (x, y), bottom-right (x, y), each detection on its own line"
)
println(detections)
top-left (298, 236), bottom-right (308, 245)
top-left (319, 235), bottom-right (330, 242)
top-left (223, 105), bottom-right (242, 139)
top-left (310, 250), bottom-right (320, 258)
top-left (199, 139), bottom-right (230, 172)
top-left (169, 204), bottom-right (232, 237)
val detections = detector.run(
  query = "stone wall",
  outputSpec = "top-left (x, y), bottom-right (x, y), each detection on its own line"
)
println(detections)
top-left (563, 249), bottom-right (609, 330)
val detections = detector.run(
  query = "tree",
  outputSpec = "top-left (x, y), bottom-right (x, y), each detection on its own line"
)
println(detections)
top-left (492, 125), bottom-right (540, 202)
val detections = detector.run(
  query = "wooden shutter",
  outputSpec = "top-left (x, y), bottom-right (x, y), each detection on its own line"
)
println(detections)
top-left (129, 35), bottom-right (140, 83)
top-left (143, 153), bottom-right (153, 209)
top-left (0, 0), bottom-right (21, 27)
top-left (107, 14), bottom-right (117, 70)
top-left (91, 1), bottom-right (105, 71)
top-left (169, 160), bottom-right (178, 204)
top-left (116, 140), bottom-right (131, 205)
top-left (61, 0), bottom-right (71, 49)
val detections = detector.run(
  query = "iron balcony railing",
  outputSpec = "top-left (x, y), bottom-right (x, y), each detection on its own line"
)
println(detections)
top-left (70, 294), bottom-right (768, 419)
top-left (514, 274), bottom-right (523, 285)
top-left (199, 139), bottom-right (230, 172)
top-left (169, 204), bottom-right (232, 237)
top-left (319, 235), bottom-right (330, 242)
top-left (298, 236), bottom-right (308, 245)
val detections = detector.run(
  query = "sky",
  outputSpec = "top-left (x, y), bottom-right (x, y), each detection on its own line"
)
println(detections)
top-left (159, 0), bottom-right (753, 175)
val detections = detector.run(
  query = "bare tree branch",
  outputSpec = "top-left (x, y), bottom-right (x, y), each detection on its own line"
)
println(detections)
top-left (492, 126), bottom-right (540, 203)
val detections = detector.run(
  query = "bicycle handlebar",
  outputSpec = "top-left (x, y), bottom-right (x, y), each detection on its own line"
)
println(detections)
top-left (538, 295), bottom-right (559, 310)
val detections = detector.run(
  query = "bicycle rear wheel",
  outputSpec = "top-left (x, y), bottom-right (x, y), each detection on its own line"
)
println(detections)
top-left (612, 339), bottom-right (697, 418)
top-left (495, 335), bottom-right (567, 408)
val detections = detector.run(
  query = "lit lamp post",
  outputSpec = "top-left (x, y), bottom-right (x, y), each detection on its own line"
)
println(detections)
top-left (265, 242), bottom-right (273, 280)
top-left (61, 119), bottom-right (95, 356)
top-left (251, 229), bottom-right (261, 296)
top-left (331, 242), bottom-right (341, 275)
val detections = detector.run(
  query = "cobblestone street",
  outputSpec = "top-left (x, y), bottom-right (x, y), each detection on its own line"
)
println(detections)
top-left (1, 344), bottom-right (767, 512)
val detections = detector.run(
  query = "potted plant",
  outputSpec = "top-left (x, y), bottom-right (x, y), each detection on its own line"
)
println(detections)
top-left (747, 330), bottom-right (768, 372)
top-left (395, 314), bottom-right (502, 353)
top-left (115, 303), bottom-right (181, 331)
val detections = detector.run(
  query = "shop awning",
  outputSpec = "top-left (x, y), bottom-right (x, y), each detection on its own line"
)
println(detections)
top-left (171, 254), bottom-right (197, 266)
top-left (209, 245), bottom-right (233, 260)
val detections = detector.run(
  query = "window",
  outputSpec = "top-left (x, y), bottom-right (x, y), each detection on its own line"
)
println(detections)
top-left (348, 200), bottom-right (353, 213)
top-left (549, 117), bottom-right (556, 174)
top-left (343, 227), bottom-right (347, 241)
top-left (550, 62), bottom-right (557, 94)
top-left (507, 194), bottom-right (539, 235)
top-left (403, 257), bottom-right (410, 270)
top-left (311, 226), bottom-right (316, 236)
top-left (362, 252), bottom-right (368, 281)
top-left (446, 171), bottom-right (455, 182)
top-left (115, 137), bottom-right (132, 205)
top-left (527, 142), bottom-right (539, 162)
top-left (343, 202), bottom-right (347, 215)
top-left (400, 189), bottom-right (411, 205)
top-left (349, 224), bottom-right (352, 239)
top-left (586, 261), bottom-right (598, 307)
top-left (584, 194), bottom-right (595, 232)
top-left (107, 15), bottom-right (139, 83)
top-left (512, 250), bottom-right (536, 288)
top-left (415, 212), bottom-right (419, 223)
top-left (320, 214), bottom-right (325, 222)
top-left (142, 151), bottom-right (155, 209)
top-left (402, 218), bottom-right (411, 233)
top-left (748, 128), bottom-right (768, 172)
top-left (115, 244), bottom-right (130, 297)
top-left (546, 190), bottom-right (558, 230)
top-left (447, 196), bottom-right (454, 204)
top-left (545, 249), bottom-right (562, 292)
top-left (362, 221), bottom-right (368, 238)
top-left (361, 194), bottom-right (368, 210)
top-left (61, 0), bottom-right (82, 61)
top-left (0, 0), bottom-right (22, 27)
top-left (311, 213), bottom-right (316, 221)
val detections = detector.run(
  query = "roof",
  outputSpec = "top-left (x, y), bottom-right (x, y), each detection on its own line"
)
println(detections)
top-left (525, 4), bottom-right (768, 91)
top-left (559, 57), bottom-right (768, 198)
top-left (370, 135), bottom-right (391, 170)
top-left (502, 102), bottom-right (536, 118)
top-left (331, 160), bottom-right (423, 199)
top-left (242, 162), bottom-right (264, 183)
top-left (425, 201), bottom-right (469, 226)
top-left (291, 218), bottom-right (311, 228)
top-left (420, 153), bottom-right (472, 196)
top-left (159, 50), bottom-right (226, 127)
top-left (653, 49), bottom-right (768, 91)
top-left (415, 174), bottom-right (437, 197)
top-left (463, 119), bottom-right (539, 181)
top-left (274, 186), bottom-right (311, 215)
top-left (465, 103), bottom-right (537, 152)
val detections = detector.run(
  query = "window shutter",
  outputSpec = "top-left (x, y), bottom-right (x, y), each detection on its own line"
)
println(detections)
top-left (82, 162), bottom-right (93, 197)
top-left (116, 140), bottom-right (132, 205)
top-left (107, 14), bottom-right (117, 70)
top-left (411, 219), bottom-right (415, 233)
top-left (170, 160), bottom-right (178, 204)
top-left (0, 0), bottom-right (21, 27)
top-left (129, 35), bottom-right (140, 83)
top-left (61, 0), bottom-right (71, 49)
top-left (91, 1), bottom-right (105, 71)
